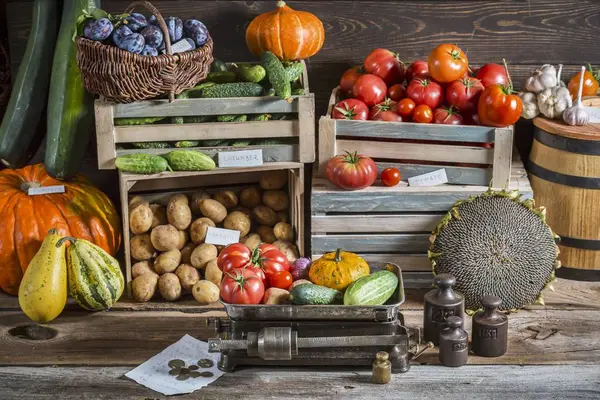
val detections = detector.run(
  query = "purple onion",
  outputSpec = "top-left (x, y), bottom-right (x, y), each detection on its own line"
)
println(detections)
top-left (291, 257), bottom-right (311, 280)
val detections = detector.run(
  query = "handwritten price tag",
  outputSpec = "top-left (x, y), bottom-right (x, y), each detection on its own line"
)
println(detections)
top-left (204, 227), bottom-right (241, 246)
top-left (408, 169), bottom-right (448, 187)
top-left (218, 149), bottom-right (263, 168)
top-left (27, 185), bottom-right (65, 196)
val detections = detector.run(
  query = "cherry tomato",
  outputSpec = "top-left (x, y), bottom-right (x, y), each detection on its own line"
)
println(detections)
top-left (446, 77), bottom-right (484, 112)
top-left (331, 99), bottom-right (369, 120)
top-left (352, 74), bottom-right (387, 107)
top-left (406, 78), bottom-right (444, 109)
top-left (433, 106), bottom-right (463, 125)
top-left (381, 168), bottom-right (401, 187)
top-left (397, 98), bottom-right (416, 119)
top-left (369, 98), bottom-right (402, 122)
top-left (363, 48), bottom-right (406, 85)
top-left (428, 44), bottom-right (469, 83)
top-left (340, 65), bottom-right (363, 95)
top-left (269, 270), bottom-right (293, 290)
top-left (406, 60), bottom-right (429, 81)
top-left (387, 84), bottom-right (407, 101)
top-left (220, 268), bottom-right (265, 305)
top-left (326, 151), bottom-right (378, 190)
top-left (568, 67), bottom-right (599, 100)
top-left (476, 63), bottom-right (508, 88)
top-left (477, 85), bottom-right (523, 127)
top-left (413, 104), bottom-right (433, 123)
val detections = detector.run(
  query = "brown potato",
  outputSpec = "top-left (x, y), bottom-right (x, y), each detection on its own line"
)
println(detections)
top-left (150, 225), bottom-right (180, 252)
top-left (180, 242), bottom-right (197, 264)
top-left (204, 259), bottom-right (223, 287)
top-left (158, 273), bottom-right (182, 301)
top-left (153, 249), bottom-right (182, 274)
top-left (131, 261), bottom-right (158, 279)
top-left (232, 207), bottom-right (252, 217)
top-left (199, 199), bottom-right (227, 224)
top-left (223, 211), bottom-right (251, 237)
top-left (276, 211), bottom-right (288, 223)
top-left (149, 204), bottom-right (167, 228)
top-left (192, 280), bottom-right (220, 305)
top-left (189, 217), bottom-right (216, 244)
top-left (175, 264), bottom-right (200, 291)
top-left (262, 190), bottom-right (290, 212)
top-left (260, 170), bottom-right (288, 190)
top-left (176, 230), bottom-right (188, 250)
top-left (257, 225), bottom-right (276, 244)
top-left (239, 186), bottom-right (262, 208)
top-left (167, 196), bottom-right (192, 230)
top-left (132, 274), bottom-right (158, 302)
top-left (213, 190), bottom-right (239, 209)
top-left (190, 190), bottom-right (210, 215)
top-left (273, 240), bottom-right (299, 263)
top-left (129, 196), bottom-right (148, 209)
top-left (273, 222), bottom-right (294, 242)
top-left (170, 193), bottom-right (189, 205)
top-left (190, 243), bottom-right (218, 270)
top-left (130, 234), bottom-right (155, 261)
top-left (241, 233), bottom-right (262, 250)
top-left (129, 203), bottom-right (153, 234)
top-left (252, 205), bottom-right (278, 226)
top-left (262, 287), bottom-right (290, 304)
top-left (290, 279), bottom-right (312, 290)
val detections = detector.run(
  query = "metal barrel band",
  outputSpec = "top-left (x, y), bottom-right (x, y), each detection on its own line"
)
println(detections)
top-left (558, 235), bottom-right (600, 251)
top-left (556, 266), bottom-right (600, 282)
top-left (528, 161), bottom-right (600, 189)
top-left (534, 128), bottom-right (600, 156)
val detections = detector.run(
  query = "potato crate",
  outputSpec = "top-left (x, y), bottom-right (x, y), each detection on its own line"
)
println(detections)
top-left (95, 61), bottom-right (315, 169)
top-left (310, 155), bottom-right (532, 289)
top-left (318, 87), bottom-right (515, 187)
top-left (120, 162), bottom-right (305, 294)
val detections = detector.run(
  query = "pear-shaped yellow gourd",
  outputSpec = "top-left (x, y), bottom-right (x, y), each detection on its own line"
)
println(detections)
top-left (18, 229), bottom-right (67, 323)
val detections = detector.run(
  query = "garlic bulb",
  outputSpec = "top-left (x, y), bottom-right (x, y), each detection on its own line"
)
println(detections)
top-left (519, 92), bottom-right (539, 119)
top-left (563, 65), bottom-right (589, 126)
top-left (525, 64), bottom-right (557, 93)
top-left (537, 65), bottom-right (572, 119)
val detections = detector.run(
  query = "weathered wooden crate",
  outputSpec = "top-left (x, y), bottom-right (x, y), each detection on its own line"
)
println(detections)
top-left (120, 162), bottom-right (305, 293)
top-left (95, 62), bottom-right (315, 169)
top-left (318, 87), bottom-right (515, 187)
top-left (311, 155), bottom-right (532, 288)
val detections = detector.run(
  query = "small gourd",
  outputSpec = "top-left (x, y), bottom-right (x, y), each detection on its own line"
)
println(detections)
top-left (563, 66), bottom-right (590, 126)
top-left (518, 92), bottom-right (539, 119)
top-left (525, 64), bottom-right (557, 93)
top-left (308, 248), bottom-right (370, 290)
top-left (538, 65), bottom-right (572, 119)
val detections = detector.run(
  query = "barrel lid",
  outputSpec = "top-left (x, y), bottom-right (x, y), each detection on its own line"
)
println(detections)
top-left (533, 97), bottom-right (600, 141)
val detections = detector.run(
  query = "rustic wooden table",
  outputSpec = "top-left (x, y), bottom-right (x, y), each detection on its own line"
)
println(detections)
top-left (1, 278), bottom-right (599, 399)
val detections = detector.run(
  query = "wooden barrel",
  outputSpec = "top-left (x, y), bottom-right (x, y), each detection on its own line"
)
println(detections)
top-left (529, 117), bottom-right (600, 281)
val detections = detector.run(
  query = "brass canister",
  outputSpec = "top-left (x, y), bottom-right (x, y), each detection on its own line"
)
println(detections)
top-left (372, 351), bottom-right (392, 384)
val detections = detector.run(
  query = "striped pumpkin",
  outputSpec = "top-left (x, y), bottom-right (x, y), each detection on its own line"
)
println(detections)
top-left (59, 236), bottom-right (124, 311)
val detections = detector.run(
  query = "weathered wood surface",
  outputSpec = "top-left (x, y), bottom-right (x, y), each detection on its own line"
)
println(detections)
top-left (311, 233), bottom-right (431, 254)
top-left (376, 162), bottom-right (492, 187)
top-left (117, 144), bottom-right (298, 162)
top-left (312, 214), bottom-right (442, 233)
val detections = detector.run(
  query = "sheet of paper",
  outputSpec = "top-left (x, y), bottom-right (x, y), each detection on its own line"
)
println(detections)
top-left (205, 227), bottom-right (240, 246)
top-left (408, 169), bottom-right (448, 187)
top-left (27, 185), bottom-right (65, 196)
top-left (218, 149), bottom-right (263, 168)
top-left (583, 106), bottom-right (600, 123)
top-left (125, 334), bottom-right (224, 396)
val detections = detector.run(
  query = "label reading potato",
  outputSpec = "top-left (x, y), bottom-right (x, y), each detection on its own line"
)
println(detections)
top-left (205, 227), bottom-right (241, 246)
top-left (218, 149), bottom-right (263, 168)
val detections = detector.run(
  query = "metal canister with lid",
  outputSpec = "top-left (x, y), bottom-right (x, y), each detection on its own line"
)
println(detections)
top-left (371, 351), bottom-right (392, 384)
top-left (438, 316), bottom-right (468, 367)
top-left (423, 273), bottom-right (465, 345)
top-left (471, 295), bottom-right (508, 357)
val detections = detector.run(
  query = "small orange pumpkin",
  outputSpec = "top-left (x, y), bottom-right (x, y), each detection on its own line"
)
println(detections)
top-left (245, 0), bottom-right (325, 61)
top-left (0, 164), bottom-right (121, 295)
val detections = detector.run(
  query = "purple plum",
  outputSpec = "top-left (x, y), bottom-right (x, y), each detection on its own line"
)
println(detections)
top-left (116, 32), bottom-right (145, 54)
top-left (125, 12), bottom-right (147, 31)
top-left (111, 25), bottom-right (133, 46)
top-left (165, 16), bottom-right (183, 42)
top-left (141, 45), bottom-right (158, 56)
top-left (140, 25), bottom-right (163, 48)
top-left (83, 18), bottom-right (113, 41)
top-left (148, 15), bottom-right (158, 25)
top-left (185, 21), bottom-right (209, 47)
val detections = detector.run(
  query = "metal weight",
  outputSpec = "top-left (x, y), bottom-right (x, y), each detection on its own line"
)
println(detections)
top-left (471, 295), bottom-right (508, 357)
top-left (438, 316), bottom-right (469, 367)
top-left (423, 274), bottom-right (465, 345)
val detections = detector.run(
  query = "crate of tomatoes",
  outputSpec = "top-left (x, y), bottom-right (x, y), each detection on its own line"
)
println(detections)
top-left (318, 44), bottom-right (523, 187)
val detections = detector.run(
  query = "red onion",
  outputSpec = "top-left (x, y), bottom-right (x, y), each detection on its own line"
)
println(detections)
top-left (291, 257), bottom-right (311, 280)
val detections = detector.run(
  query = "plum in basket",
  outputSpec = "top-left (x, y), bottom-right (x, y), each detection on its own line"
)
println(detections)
top-left (83, 18), bottom-right (113, 41)
top-left (148, 15), bottom-right (157, 25)
top-left (117, 33), bottom-right (145, 54)
top-left (112, 25), bottom-right (133, 47)
top-left (184, 19), bottom-right (209, 47)
top-left (125, 12), bottom-right (148, 31)
top-left (165, 16), bottom-right (183, 42)
top-left (141, 45), bottom-right (158, 56)
top-left (140, 25), bottom-right (163, 48)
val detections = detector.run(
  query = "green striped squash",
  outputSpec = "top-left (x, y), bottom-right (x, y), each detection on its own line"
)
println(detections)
top-left (59, 237), bottom-right (124, 311)
top-left (343, 270), bottom-right (398, 306)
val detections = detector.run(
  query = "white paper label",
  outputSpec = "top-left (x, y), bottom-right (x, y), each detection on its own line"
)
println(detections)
top-left (204, 227), bottom-right (241, 246)
top-left (161, 39), bottom-right (194, 55)
top-left (218, 149), bottom-right (263, 168)
top-left (27, 185), bottom-right (65, 195)
top-left (408, 169), bottom-right (448, 187)
top-left (583, 106), bottom-right (600, 123)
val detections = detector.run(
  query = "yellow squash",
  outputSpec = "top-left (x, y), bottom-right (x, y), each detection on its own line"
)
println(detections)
top-left (309, 248), bottom-right (370, 290)
top-left (18, 229), bottom-right (67, 323)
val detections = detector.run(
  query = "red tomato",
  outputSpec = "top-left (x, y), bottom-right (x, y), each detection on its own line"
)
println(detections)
top-left (387, 84), bottom-right (407, 101)
top-left (363, 48), bottom-right (406, 85)
top-left (217, 243), bottom-right (252, 273)
top-left (352, 74), bottom-right (387, 107)
top-left (217, 243), bottom-right (287, 286)
top-left (326, 151), bottom-right (378, 190)
top-left (340, 65), bottom-right (363, 94)
top-left (446, 77), bottom-right (484, 112)
top-left (331, 99), bottom-right (369, 120)
top-left (254, 243), bottom-right (289, 283)
top-left (369, 98), bottom-right (402, 122)
top-left (413, 104), bottom-right (433, 123)
top-left (476, 63), bottom-right (508, 88)
top-left (406, 78), bottom-right (444, 109)
top-left (433, 106), bottom-right (463, 125)
top-left (406, 60), bottom-right (429, 81)
top-left (381, 168), bottom-right (401, 187)
top-left (427, 44), bottom-right (469, 83)
top-left (220, 268), bottom-right (265, 304)
top-left (269, 270), bottom-right (293, 290)
top-left (397, 98), bottom-right (416, 119)
top-left (477, 85), bottom-right (523, 127)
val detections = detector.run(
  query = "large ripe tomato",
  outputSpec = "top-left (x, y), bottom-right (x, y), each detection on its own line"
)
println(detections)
top-left (434, 106), bottom-right (463, 125)
top-left (331, 99), bottom-right (369, 120)
top-left (397, 98), bottom-right (416, 119)
top-left (220, 268), bottom-right (265, 304)
top-left (568, 67), bottom-right (599, 99)
top-left (217, 243), bottom-right (252, 272)
top-left (476, 63), bottom-right (508, 88)
top-left (381, 168), bottom-right (401, 187)
top-left (387, 84), bottom-right (407, 101)
top-left (326, 151), bottom-right (378, 190)
top-left (406, 60), bottom-right (429, 81)
top-left (254, 243), bottom-right (289, 282)
top-left (428, 44), bottom-right (469, 83)
top-left (363, 48), bottom-right (406, 85)
top-left (269, 270), bottom-right (293, 290)
top-left (413, 104), bottom-right (433, 123)
top-left (446, 77), bottom-right (484, 112)
top-left (478, 85), bottom-right (523, 127)
top-left (406, 78), bottom-right (444, 109)
top-left (340, 65), bottom-right (363, 94)
top-left (353, 74), bottom-right (387, 107)
top-left (369, 98), bottom-right (402, 122)
top-left (217, 243), bottom-right (288, 285)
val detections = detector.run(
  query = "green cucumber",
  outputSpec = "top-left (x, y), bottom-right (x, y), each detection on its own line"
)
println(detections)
top-left (283, 61), bottom-right (304, 82)
top-left (201, 83), bottom-right (263, 98)
top-left (162, 150), bottom-right (216, 171)
top-left (171, 91), bottom-right (189, 124)
top-left (233, 115), bottom-right (247, 122)
top-left (132, 142), bottom-right (172, 149)
top-left (175, 141), bottom-right (200, 148)
top-left (290, 284), bottom-right (343, 305)
top-left (115, 154), bottom-right (170, 174)
top-left (261, 51), bottom-right (291, 100)
top-left (45, 0), bottom-right (99, 180)
top-left (343, 270), bottom-right (398, 306)
top-left (201, 140), bottom-right (229, 147)
top-left (206, 71), bottom-right (237, 83)
top-left (185, 82), bottom-right (216, 98)
top-left (235, 63), bottom-right (266, 83)
top-left (114, 117), bottom-right (166, 126)
top-left (231, 140), bottom-right (251, 147)
top-left (216, 115), bottom-right (236, 122)
top-left (250, 114), bottom-right (271, 121)
top-left (210, 58), bottom-right (229, 72)
top-left (0, 0), bottom-right (59, 168)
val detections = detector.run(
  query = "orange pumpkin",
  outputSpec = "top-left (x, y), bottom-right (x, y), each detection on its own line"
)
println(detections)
top-left (245, 0), bottom-right (325, 61)
top-left (0, 164), bottom-right (121, 295)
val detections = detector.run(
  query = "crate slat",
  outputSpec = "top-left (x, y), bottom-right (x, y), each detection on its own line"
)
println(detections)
top-left (311, 214), bottom-right (442, 233)
top-left (312, 253), bottom-right (432, 272)
top-left (117, 144), bottom-right (297, 162)
top-left (311, 233), bottom-right (430, 253)
top-left (376, 162), bottom-right (491, 186)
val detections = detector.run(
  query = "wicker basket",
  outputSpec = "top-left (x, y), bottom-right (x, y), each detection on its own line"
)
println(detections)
top-left (75, 1), bottom-right (213, 103)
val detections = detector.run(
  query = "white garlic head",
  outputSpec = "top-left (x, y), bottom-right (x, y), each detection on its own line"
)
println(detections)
top-left (518, 92), bottom-right (539, 119)
top-left (563, 104), bottom-right (589, 126)
top-left (525, 64), bottom-right (558, 93)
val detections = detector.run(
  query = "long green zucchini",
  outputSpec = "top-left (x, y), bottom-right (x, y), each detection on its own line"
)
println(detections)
top-left (45, 0), bottom-right (99, 180)
top-left (0, 0), bottom-right (59, 168)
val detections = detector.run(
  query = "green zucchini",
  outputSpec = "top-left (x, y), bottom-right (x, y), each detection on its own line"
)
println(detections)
top-left (162, 150), bottom-right (216, 171)
top-left (343, 270), bottom-right (399, 306)
top-left (290, 284), bottom-right (342, 305)
top-left (115, 154), bottom-right (171, 174)
top-left (261, 51), bottom-right (291, 100)
top-left (210, 58), bottom-right (229, 72)
top-left (114, 117), bottom-right (166, 126)
top-left (0, 0), bottom-right (59, 168)
top-left (45, 0), bottom-right (99, 180)
top-left (283, 61), bottom-right (304, 82)
top-left (235, 63), bottom-right (266, 83)
top-left (201, 83), bottom-right (264, 98)
top-left (206, 71), bottom-right (237, 84)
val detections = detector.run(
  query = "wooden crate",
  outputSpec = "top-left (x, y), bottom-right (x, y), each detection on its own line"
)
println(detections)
top-left (95, 62), bottom-right (315, 169)
top-left (318, 87), bottom-right (515, 187)
top-left (310, 156), bottom-right (532, 288)
top-left (120, 162), bottom-right (305, 293)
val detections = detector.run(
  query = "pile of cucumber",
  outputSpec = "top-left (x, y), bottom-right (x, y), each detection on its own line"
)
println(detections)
top-left (115, 150), bottom-right (216, 174)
